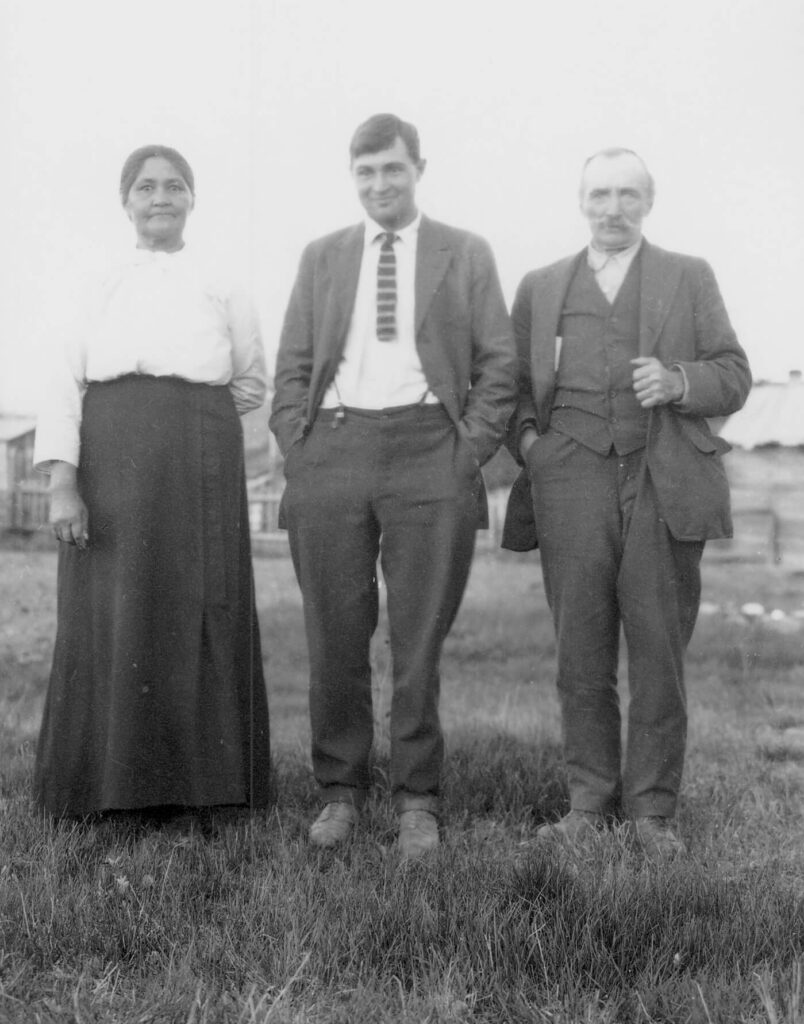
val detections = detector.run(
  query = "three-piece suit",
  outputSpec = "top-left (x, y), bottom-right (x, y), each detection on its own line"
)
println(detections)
top-left (503, 240), bottom-right (751, 817)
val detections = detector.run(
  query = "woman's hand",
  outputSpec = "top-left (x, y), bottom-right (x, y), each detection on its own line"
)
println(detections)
top-left (48, 462), bottom-right (89, 549)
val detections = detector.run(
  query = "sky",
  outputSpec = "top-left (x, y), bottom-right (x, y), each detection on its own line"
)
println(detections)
top-left (1, 0), bottom-right (802, 418)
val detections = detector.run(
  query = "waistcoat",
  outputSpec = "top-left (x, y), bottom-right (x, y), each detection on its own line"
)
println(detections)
top-left (550, 253), bottom-right (648, 455)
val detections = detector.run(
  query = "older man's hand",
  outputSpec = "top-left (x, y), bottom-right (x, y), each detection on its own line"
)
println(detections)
top-left (631, 356), bottom-right (685, 408)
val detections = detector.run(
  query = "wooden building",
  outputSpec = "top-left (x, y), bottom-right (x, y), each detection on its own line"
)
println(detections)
top-left (711, 375), bottom-right (804, 570)
top-left (0, 416), bottom-right (48, 531)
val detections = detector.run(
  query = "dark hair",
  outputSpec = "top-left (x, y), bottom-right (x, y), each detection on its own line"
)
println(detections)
top-left (580, 147), bottom-right (655, 201)
top-left (119, 145), bottom-right (195, 204)
top-left (349, 113), bottom-right (421, 164)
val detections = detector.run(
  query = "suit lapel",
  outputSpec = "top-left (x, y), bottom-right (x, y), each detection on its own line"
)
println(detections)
top-left (639, 240), bottom-right (682, 355)
top-left (415, 216), bottom-right (452, 334)
top-left (307, 226), bottom-right (363, 415)
top-left (325, 225), bottom-right (364, 356)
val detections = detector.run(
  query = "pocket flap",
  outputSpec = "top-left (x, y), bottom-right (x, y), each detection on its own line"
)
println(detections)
top-left (685, 420), bottom-right (732, 455)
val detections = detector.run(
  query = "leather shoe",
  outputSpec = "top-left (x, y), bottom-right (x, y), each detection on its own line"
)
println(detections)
top-left (398, 810), bottom-right (439, 859)
top-left (633, 816), bottom-right (686, 860)
top-left (309, 802), bottom-right (359, 848)
top-left (536, 809), bottom-right (605, 843)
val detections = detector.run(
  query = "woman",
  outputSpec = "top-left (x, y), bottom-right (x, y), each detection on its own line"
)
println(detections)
top-left (33, 145), bottom-right (271, 819)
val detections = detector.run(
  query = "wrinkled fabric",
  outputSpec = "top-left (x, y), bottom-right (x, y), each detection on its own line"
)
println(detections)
top-left (34, 375), bottom-right (271, 817)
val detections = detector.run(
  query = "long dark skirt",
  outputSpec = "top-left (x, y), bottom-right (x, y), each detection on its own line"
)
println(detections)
top-left (34, 375), bottom-right (271, 817)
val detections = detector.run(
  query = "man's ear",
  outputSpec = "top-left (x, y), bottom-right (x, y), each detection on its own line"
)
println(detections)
top-left (416, 159), bottom-right (427, 180)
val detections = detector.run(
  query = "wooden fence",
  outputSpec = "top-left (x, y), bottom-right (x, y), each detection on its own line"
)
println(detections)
top-left (707, 450), bottom-right (804, 570)
top-left (1, 486), bottom-right (289, 544)
top-left (246, 489), bottom-right (509, 554)
top-left (5, 476), bottom-right (802, 570)
top-left (248, 494), bottom-right (282, 536)
top-left (2, 482), bottom-right (50, 532)
top-left (248, 494), bottom-right (288, 554)
top-left (707, 483), bottom-right (804, 570)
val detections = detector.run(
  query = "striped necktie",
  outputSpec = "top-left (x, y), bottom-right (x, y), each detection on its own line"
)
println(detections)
top-left (376, 232), bottom-right (397, 342)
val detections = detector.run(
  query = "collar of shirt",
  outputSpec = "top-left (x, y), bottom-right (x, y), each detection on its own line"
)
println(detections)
top-left (125, 244), bottom-right (191, 269)
top-left (587, 237), bottom-right (642, 273)
top-left (363, 213), bottom-right (422, 247)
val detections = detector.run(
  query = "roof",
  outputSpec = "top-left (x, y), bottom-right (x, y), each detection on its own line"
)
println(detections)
top-left (720, 378), bottom-right (804, 449)
top-left (0, 416), bottom-right (36, 443)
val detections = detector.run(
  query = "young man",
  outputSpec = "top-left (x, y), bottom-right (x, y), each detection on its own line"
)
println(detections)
top-left (270, 113), bottom-right (515, 858)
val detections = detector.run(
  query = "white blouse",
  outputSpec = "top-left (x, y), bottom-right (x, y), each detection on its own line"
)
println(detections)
top-left (34, 246), bottom-right (268, 469)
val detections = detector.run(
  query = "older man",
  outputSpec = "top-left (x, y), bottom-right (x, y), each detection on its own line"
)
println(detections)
top-left (270, 114), bottom-right (515, 858)
top-left (504, 148), bottom-right (750, 858)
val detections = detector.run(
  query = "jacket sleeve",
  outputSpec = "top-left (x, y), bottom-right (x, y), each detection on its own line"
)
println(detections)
top-left (673, 259), bottom-right (751, 417)
top-left (269, 244), bottom-right (316, 456)
top-left (459, 238), bottom-right (517, 467)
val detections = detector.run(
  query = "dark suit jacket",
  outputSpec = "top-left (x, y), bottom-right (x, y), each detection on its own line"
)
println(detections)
top-left (502, 240), bottom-right (751, 550)
top-left (270, 215), bottom-right (516, 526)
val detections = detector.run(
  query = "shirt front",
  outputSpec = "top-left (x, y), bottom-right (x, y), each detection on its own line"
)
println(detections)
top-left (321, 214), bottom-right (437, 409)
top-left (587, 238), bottom-right (642, 303)
top-left (34, 246), bottom-right (267, 468)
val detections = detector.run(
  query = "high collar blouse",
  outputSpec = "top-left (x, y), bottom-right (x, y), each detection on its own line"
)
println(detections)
top-left (34, 246), bottom-right (267, 469)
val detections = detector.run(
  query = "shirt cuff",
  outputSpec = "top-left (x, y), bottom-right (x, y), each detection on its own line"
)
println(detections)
top-left (671, 364), bottom-right (690, 407)
top-left (33, 425), bottom-right (81, 472)
top-left (518, 418), bottom-right (539, 442)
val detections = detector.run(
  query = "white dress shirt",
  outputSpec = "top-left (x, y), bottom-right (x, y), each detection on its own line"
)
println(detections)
top-left (587, 238), bottom-right (642, 303)
top-left (34, 246), bottom-right (267, 469)
top-left (321, 213), bottom-right (438, 410)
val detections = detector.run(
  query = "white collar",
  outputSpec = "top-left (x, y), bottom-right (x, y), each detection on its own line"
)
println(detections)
top-left (587, 237), bottom-right (642, 271)
top-left (128, 243), bottom-right (190, 266)
top-left (364, 212), bottom-right (422, 244)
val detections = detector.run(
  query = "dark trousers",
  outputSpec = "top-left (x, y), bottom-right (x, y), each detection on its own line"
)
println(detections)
top-left (527, 432), bottom-right (703, 818)
top-left (283, 404), bottom-right (479, 813)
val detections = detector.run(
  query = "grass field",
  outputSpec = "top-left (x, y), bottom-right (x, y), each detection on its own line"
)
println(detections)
top-left (1, 543), bottom-right (804, 1023)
